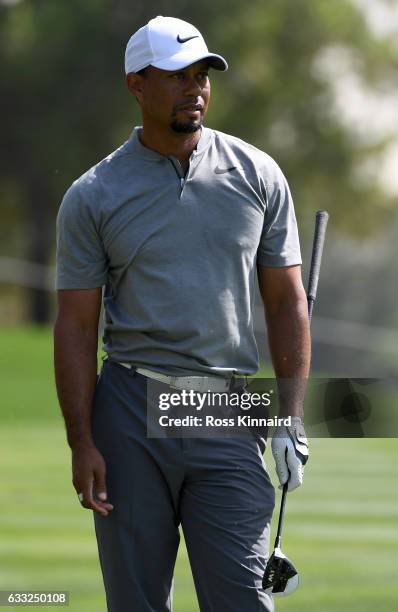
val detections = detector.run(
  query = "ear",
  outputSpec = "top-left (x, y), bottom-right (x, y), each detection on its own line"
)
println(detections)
top-left (126, 73), bottom-right (144, 101)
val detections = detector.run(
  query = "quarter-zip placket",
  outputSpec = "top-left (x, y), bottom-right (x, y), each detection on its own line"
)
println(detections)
top-left (168, 152), bottom-right (199, 198)
top-left (167, 157), bottom-right (185, 197)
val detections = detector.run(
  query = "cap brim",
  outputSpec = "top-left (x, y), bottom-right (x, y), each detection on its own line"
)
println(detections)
top-left (152, 51), bottom-right (228, 72)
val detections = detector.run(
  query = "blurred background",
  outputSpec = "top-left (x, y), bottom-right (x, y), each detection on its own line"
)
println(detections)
top-left (1, 0), bottom-right (397, 611)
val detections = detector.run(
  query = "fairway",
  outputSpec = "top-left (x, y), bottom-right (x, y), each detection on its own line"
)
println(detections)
top-left (1, 327), bottom-right (397, 611)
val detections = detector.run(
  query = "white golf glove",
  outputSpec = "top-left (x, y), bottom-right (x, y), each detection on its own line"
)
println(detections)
top-left (271, 416), bottom-right (309, 492)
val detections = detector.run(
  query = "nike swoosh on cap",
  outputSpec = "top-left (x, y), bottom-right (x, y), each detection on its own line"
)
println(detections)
top-left (214, 165), bottom-right (237, 174)
top-left (177, 35), bottom-right (199, 43)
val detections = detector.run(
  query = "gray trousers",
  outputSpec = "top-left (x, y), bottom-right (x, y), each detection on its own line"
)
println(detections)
top-left (91, 361), bottom-right (275, 612)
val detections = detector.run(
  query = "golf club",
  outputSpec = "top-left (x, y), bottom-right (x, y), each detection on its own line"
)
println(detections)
top-left (262, 210), bottom-right (329, 597)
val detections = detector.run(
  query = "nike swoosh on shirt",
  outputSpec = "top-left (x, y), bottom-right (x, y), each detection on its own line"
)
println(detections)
top-left (214, 165), bottom-right (237, 174)
top-left (177, 35), bottom-right (199, 43)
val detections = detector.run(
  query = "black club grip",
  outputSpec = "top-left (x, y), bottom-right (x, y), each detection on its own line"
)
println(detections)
top-left (307, 211), bottom-right (329, 321)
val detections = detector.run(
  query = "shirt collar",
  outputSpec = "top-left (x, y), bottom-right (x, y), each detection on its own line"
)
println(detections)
top-left (127, 125), bottom-right (212, 160)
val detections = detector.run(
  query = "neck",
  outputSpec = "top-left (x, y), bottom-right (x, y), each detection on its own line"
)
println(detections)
top-left (139, 121), bottom-right (201, 165)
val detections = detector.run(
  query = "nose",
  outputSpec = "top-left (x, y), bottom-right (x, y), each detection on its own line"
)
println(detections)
top-left (184, 76), bottom-right (203, 96)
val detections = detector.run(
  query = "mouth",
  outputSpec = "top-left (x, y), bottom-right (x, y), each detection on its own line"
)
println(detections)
top-left (175, 104), bottom-right (203, 117)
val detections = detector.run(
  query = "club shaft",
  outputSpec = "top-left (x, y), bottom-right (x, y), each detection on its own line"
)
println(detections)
top-left (274, 211), bottom-right (329, 548)
top-left (274, 482), bottom-right (288, 547)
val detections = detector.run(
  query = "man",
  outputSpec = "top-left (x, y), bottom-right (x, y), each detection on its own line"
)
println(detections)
top-left (54, 15), bottom-right (310, 612)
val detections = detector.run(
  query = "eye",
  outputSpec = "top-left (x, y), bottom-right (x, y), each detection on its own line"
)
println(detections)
top-left (170, 72), bottom-right (185, 80)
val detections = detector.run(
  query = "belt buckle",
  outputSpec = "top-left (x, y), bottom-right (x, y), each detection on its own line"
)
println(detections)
top-left (169, 376), bottom-right (196, 391)
top-left (170, 376), bottom-right (206, 392)
top-left (169, 374), bottom-right (233, 393)
top-left (198, 378), bottom-right (207, 393)
top-left (184, 377), bottom-right (203, 392)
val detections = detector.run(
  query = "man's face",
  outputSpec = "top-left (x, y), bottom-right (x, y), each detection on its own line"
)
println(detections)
top-left (129, 61), bottom-right (211, 134)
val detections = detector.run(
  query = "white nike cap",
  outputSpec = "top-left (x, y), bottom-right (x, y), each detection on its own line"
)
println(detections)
top-left (125, 16), bottom-right (228, 74)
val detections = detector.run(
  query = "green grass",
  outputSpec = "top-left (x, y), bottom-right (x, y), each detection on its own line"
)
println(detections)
top-left (1, 326), bottom-right (398, 611)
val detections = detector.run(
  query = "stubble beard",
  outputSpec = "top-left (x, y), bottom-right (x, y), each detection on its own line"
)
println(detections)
top-left (170, 118), bottom-right (202, 134)
top-left (170, 109), bottom-right (203, 134)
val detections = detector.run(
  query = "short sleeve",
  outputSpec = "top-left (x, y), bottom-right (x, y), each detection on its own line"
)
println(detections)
top-left (55, 182), bottom-right (108, 289)
top-left (256, 161), bottom-right (302, 267)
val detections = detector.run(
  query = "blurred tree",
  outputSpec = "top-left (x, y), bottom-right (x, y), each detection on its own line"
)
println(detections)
top-left (198, 0), bottom-right (398, 236)
top-left (0, 0), bottom-right (140, 322)
top-left (0, 0), bottom-right (397, 322)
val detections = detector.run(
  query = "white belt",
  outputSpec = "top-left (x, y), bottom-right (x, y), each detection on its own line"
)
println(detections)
top-left (118, 363), bottom-right (232, 392)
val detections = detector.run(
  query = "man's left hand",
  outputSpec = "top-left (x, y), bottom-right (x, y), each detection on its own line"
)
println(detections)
top-left (271, 416), bottom-right (309, 492)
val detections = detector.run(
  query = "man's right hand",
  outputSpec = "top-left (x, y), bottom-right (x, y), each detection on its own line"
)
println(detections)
top-left (72, 444), bottom-right (114, 516)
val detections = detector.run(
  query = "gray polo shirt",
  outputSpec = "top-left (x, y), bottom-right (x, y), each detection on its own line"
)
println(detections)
top-left (56, 126), bottom-right (301, 376)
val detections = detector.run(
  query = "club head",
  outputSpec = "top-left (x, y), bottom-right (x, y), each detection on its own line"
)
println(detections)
top-left (262, 547), bottom-right (299, 597)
